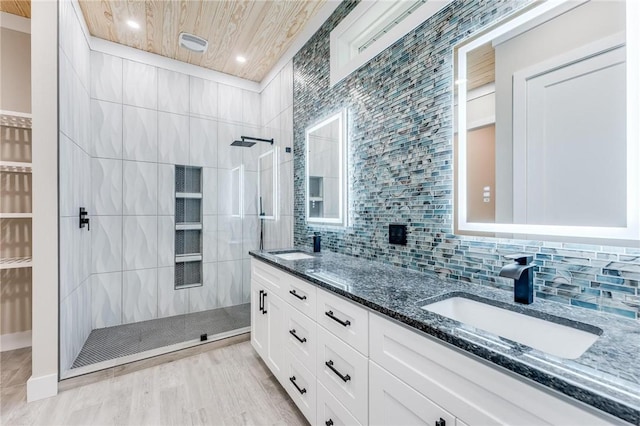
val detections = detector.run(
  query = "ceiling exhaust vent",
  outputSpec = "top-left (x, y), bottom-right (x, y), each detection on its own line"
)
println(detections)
top-left (179, 32), bottom-right (208, 53)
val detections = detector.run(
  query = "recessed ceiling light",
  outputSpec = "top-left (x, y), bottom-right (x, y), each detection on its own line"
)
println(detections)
top-left (179, 32), bottom-right (208, 53)
top-left (126, 20), bottom-right (140, 30)
top-left (236, 56), bottom-right (247, 63)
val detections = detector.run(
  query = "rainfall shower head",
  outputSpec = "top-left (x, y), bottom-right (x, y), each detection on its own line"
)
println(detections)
top-left (231, 139), bottom-right (256, 147)
top-left (230, 136), bottom-right (274, 148)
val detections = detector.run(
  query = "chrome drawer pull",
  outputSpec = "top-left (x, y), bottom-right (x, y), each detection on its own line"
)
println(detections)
top-left (289, 376), bottom-right (307, 395)
top-left (289, 329), bottom-right (307, 344)
top-left (289, 289), bottom-right (307, 300)
top-left (325, 360), bottom-right (351, 382)
top-left (325, 310), bottom-right (351, 327)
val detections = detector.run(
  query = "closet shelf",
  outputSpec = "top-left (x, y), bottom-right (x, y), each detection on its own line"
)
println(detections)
top-left (0, 213), bottom-right (32, 219)
top-left (0, 111), bottom-right (32, 128)
top-left (176, 192), bottom-right (202, 199)
top-left (0, 161), bottom-right (32, 173)
top-left (0, 257), bottom-right (33, 269)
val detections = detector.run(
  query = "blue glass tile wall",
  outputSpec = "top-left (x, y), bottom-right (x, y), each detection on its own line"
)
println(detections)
top-left (292, 0), bottom-right (640, 320)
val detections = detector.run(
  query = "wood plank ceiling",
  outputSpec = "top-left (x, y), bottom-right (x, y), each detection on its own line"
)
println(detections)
top-left (466, 42), bottom-right (495, 91)
top-left (0, 1), bottom-right (31, 18)
top-left (78, 0), bottom-right (326, 82)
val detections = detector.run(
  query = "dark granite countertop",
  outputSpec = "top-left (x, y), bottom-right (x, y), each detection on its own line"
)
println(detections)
top-left (249, 248), bottom-right (640, 425)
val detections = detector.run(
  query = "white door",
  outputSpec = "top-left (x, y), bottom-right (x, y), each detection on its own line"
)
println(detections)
top-left (251, 281), bottom-right (268, 358)
top-left (513, 44), bottom-right (626, 226)
top-left (265, 290), bottom-right (286, 380)
top-left (369, 361), bottom-right (455, 426)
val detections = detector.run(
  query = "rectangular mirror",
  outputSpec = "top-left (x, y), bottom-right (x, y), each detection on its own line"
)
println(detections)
top-left (455, 0), bottom-right (639, 243)
top-left (258, 149), bottom-right (277, 219)
top-left (306, 110), bottom-right (347, 226)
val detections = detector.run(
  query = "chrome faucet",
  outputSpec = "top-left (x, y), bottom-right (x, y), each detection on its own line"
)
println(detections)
top-left (499, 254), bottom-right (535, 304)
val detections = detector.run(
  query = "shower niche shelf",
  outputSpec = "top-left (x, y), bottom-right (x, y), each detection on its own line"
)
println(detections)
top-left (175, 166), bottom-right (203, 290)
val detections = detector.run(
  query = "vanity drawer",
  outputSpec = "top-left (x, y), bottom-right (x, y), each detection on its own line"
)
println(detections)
top-left (285, 304), bottom-right (316, 374)
top-left (283, 273), bottom-right (317, 320)
top-left (317, 288), bottom-right (369, 355)
top-left (251, 259), bottom-right (285, 299)
top-left (317, 381), bottom-right (362, 426)
top-left (317, 325), bottom-right (368, 425)
top-left (283, 349), bottom-right (316, 424)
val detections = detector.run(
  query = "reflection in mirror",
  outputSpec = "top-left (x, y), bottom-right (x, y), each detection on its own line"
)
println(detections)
top-left (306, 110), bottom-right (347, 226)
top-left (231, 165), bottom-right (242, 217)
top-left (455, 0), bottom-right (639, 242)
top-left (259, 150), bottom-right (277, 219)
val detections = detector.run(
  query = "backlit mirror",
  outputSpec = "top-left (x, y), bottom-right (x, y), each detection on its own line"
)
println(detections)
top-left (455, 0), bottom-right (639, 243)
top-left (306, 110), bottom-right (347, 226)
top-left (259, 150), bottom-right (277, 219)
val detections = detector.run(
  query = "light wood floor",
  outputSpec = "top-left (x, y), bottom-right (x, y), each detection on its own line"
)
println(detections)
top-left (1, 340), bottom-right (307, 425)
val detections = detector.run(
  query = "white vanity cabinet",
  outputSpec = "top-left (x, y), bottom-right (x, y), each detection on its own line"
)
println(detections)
top-left (251, 259), bottom-right (626, 426)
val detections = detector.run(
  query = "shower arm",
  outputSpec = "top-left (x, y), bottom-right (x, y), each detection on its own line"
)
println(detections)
top-left (241, 136), bottom-right (274, 145)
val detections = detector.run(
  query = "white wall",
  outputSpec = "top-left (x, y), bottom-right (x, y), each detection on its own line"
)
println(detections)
top-left (28, 0), bottom-right (59, 402)
top-left (58, 0), bottom-right (92, 373)
top-left (0, 26), bottom-right (31, 113)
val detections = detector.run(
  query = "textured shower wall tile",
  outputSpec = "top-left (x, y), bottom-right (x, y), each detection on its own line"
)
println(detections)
top-left (188, 263), bottom-right (217, 313)
top-left (158, 216), bottom-right (175, 268)
top-left (218, 84), bottom-right (243, 123)
top-left (90, 51), bottom-right (122, 103)
top-left (242, 90), bottom-right (261, 127)
top-left (123, 268), bottom-right (158, 323)
top-left (60, 217), bottom-right (79, 299)
top-left (217, 168), bottom-right (234, 216)
top-left (217, 260), bottom-right (243, 307)
top-left (217, 216), bottom-right (243, 261)
top-left (203, 215), bottom-right (217, 263)
top-left (217, 121), bottom-right (243, 168)
top-left (242, 215), bottom-right (260, 259)
top-left (241, 128), bottom-right (272, 172)
top-left (158, 163), bottom-right (175, 216)
top-left (91, 99), bottom-right (122, 159)
top-left (158, 112), bottom-right (189, 165)
top-left (189, 117), bottom-right (217, 167)
top-left (190, 77), bottom-right (218, 118)
top-left (92, 272), bottom-right (122, 329)
top-left (280, 160), bottom-right (294, 216)
top-left (158, 69), bottom-right (189, 115)
top-left (123, 59), bottom-right (157, 109)
top-left (123, 216), bottom-right (158, 270)
top-left (243, 171), bottom-right (258, 215)
top-left (202, 167), bottom-right (217, 215)
top-left (123, 161), bottom-right (157, 215)
top-left (123, 105), bottom-right (158, 162)
top-left (158, 267), bottom-right (187, 318)
top-left (280, 61), bottom-right (294, 110)
top-left (92, 158), bottom-right (122, 215)
top-left (59, 134), bottom-right (75, 217)
top-left (92, 215), bottom-right (123, 273)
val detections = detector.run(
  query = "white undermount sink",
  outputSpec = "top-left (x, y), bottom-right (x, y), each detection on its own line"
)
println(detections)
top-left (422, 296), bottom-right (601, 359)
top-left (273, 251), bottom-right (315, 261)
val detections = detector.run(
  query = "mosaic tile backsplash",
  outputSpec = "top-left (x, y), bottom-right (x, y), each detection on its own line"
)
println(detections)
top-left (292, 0), bottom-right (640, 320)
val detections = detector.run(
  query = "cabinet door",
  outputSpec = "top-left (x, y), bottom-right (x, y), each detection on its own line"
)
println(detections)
top-left (264, 290), bottom-right (286, 380)
top-left (251, 281), bottom-right (268, 358)
top-left (370, 361), bottom-right (455, 426)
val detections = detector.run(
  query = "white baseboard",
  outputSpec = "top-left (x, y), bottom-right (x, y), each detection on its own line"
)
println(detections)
top-left (0, 330), bottom-right (32, 352)
top-left (27, 373), bottom-right (58, 402)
